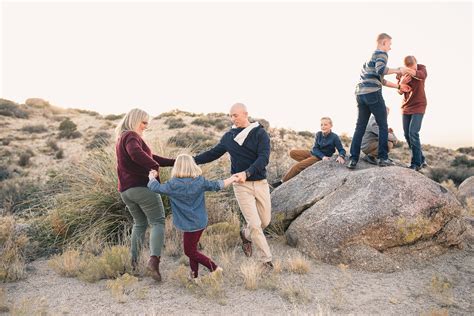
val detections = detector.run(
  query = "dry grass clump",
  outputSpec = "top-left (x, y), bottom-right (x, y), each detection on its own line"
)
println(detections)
top-left (279, 281), bottom-right (312, 304)
top-left (0, 216), bottom-right (28, 282)
top-left (48, 245), bottom-right (132, 283)
top-left (48, 249), bottom-right (84, 277)
top-left (465, 198), bottom-right (474, 216)
top-left (440, 179), bottom-right (457, 194)
top-left (172, 264), bottom-right (226, 304)
top-left (106, 273), bottom-right (146, 302)
top-left (286, 252), bottom-right (311, 274)
top-left (240, 260), bottom-right (262, 290)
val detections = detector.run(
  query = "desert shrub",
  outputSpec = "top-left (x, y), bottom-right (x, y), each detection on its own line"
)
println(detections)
top-left (191, 114), bottom-right (230, 131)
top-left (165, 117), bottom-right (186, 129)
top-left (428, 167), bottom-right (474, 186)
top-left (0, 165), bottom-right (11, 182)
top-left (86, 131), bottom-right (111, 150)
top-left (0, 216), bottom-right (29, 282)
top-left (167, 131), bottom-right (215, 151)
top-left (104, 113), bottom-right (125, 121)
top-left (156, 109), bottom-right (197, 119)
top-left (20, 124), bottom-right (48, 133)
top-left (297, 130), bottom-right (313, 138)
top-left (46, 139), bottom-right (59, 151)
top-left (73, 109), bottom-right (100, 116)
top-left (0, 99), bottom-right (29, 118)
top-left (0, 179), bottom-right (43, 215)
top-left (1, 137), bottom-right (12, 146)
top-left (457, 147), bottom-right (474, 155)
top-left (249, 117), bottom-right (270, 130)
top-left (58, 118), bottom-right (82, 139)
top-left (55, 149), bottom-right (64, 159)
top-left (18, 150), bottom-right (34, 167)
top-left (451, 155), bottom-right (474, 168)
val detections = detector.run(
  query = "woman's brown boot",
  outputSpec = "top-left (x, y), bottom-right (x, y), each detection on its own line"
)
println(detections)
top-left (147, 255), bottom-right (162, 282)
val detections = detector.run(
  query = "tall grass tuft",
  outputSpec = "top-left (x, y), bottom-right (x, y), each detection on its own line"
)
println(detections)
top-left (0, 216), bottom-right (28, 282)
top-left (43, 146), bottom-right (131, 248)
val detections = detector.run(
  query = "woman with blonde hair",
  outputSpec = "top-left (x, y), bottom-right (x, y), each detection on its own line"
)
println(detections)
top-left (148, 154), bottom-right (237, 280)
top-left (115, 108), bottom-right (175, 282)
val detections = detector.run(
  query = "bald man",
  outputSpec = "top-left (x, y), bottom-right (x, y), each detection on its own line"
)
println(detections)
top-left (194, 103), bottom-right (273, 270)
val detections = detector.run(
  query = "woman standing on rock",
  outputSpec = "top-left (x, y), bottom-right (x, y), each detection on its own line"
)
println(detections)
top-left (115, 108), bottom-right (175, 282)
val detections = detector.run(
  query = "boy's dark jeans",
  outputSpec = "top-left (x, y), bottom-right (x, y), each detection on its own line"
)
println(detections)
top-left (350, 90), bottom-right (389, 161)
top-left (403, 113), bottom-right (425, 167)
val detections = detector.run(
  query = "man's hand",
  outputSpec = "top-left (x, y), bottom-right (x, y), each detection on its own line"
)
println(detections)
top-left (336, 156), bottom-right (345, 164)
top-left (149, 170), bottom-right (158, 180)
top-left (234, 171), bottom-right (247, 184)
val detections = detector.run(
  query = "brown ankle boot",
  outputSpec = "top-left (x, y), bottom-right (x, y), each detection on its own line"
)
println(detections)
top-left (147, 255), bottom-right (162, 282)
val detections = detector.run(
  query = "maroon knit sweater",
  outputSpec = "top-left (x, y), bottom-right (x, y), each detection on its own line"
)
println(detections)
top-left (398, 64), bottom-right (428, 115)
top-left (116, 131), bottom-right (175, 192)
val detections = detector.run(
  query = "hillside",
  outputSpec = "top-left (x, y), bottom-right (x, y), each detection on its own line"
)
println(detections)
top-left (0, 98), bottom-right (473, 315)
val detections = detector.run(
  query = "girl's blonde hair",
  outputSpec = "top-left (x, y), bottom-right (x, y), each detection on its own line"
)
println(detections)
top-left (171, 154), bottom-right (202, 178)
top-left (115, 108), bottom-right (150, 139)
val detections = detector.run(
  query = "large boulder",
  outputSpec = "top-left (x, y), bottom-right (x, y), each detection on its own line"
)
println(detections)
top-left (271, 160), bottom-right (466, 272)
top-left (458, 176), bottom-right (474, 205)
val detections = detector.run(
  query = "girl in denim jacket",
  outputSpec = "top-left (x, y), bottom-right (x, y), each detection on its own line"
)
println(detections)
top-left (148, 154), bottom-right (236, 279)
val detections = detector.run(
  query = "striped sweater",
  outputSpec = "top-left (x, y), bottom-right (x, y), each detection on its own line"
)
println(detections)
top-left (355, 50), bottom-right (389, 95)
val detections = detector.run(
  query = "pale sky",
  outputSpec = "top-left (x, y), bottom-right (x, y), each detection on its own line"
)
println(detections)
top-left (1, 0), bottom-right (473, 148)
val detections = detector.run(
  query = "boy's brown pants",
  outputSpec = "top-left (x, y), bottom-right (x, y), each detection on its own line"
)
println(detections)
top-left (282, 149), bottom-right (321, 182)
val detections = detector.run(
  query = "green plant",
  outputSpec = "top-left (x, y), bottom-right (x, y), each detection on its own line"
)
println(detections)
top-left (58, 118), bottom-right (82, 139)
top-left (297, 130), bottom-right (314, 138)
top-left (0, 178), bottom-right (43, 214)
top-left (451, 155), bottom-right (474, 168)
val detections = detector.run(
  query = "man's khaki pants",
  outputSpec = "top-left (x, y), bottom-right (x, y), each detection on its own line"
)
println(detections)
top-left (282, 149), bottom-right (321, 182)
top-left (233, 179), bottom-right (272, 262)
top-left (362, 141), bottom-right (394, 158)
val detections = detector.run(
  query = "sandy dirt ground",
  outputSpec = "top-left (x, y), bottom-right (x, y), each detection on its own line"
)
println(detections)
top-left (2, 234), bottom-right (473, 315)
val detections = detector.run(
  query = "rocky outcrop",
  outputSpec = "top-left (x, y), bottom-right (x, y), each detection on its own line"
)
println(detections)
top-left (271, 160), bottom-right (466, 272)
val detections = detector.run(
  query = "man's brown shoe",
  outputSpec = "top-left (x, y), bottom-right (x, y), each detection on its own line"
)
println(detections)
top-left (147, 255), bottom-right (162, 282)
top-left (240, 229), bottom-right (252, 257)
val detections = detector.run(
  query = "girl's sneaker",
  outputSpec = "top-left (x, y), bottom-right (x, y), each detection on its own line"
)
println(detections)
top-left (210, 266), bottom-right (224, 278)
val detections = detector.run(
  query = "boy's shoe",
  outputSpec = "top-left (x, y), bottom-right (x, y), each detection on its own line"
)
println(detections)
top-left (271, 181), bottom-right (282, 189)
top-left (362, 155), bottom-right (377, 165)
top-left (240, 229), bottom-right (253, 257)
top-left (421, 161), bottom-right (429, 168)
top-left (408, 164), bottom-right (421, 171)
top-left (346, 160), bottom-right (357, 169)
top-left (378, 159), bottom-right (394, 167)
top-left (262, 261), bottom-right (274, 272)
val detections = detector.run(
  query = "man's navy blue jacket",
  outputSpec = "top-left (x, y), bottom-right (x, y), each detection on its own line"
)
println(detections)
top-left (194, 125), bottom-right (270, 181)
